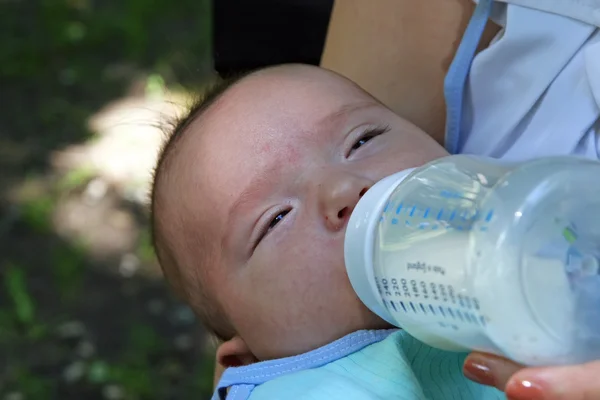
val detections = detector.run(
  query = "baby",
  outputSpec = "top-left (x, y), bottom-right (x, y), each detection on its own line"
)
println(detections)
top-left (151, 65), bottom-right (503, 399)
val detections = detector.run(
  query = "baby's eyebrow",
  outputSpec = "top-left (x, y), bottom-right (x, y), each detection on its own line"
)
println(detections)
top-left (226, 171), bottom-right (273, 228)
top-left (317, 101), bottom-right (381, 127)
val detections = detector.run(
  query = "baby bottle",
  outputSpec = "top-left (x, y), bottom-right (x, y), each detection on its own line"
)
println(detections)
top-left (345, 155), bottom-right (600, 366)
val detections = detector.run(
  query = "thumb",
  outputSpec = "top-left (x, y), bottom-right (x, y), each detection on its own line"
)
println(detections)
top-left (463, 352), bottom-right (524, 391)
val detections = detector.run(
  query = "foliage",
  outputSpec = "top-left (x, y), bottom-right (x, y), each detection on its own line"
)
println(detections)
top-left (0, 0), bottom-right (215, 398)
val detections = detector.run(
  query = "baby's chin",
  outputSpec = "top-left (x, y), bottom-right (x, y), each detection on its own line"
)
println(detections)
top-left (253, 305), bottom-right (393, 361)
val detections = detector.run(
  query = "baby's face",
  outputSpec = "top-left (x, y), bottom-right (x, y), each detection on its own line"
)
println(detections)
top-left (178, 65), bottom-right (447, 359)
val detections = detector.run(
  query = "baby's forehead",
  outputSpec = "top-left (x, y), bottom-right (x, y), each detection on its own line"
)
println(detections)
top-left (201, 66), bottom-right (374, 140)
top-left (177, 65), bottom-right (377, 184)
top-left (231, 64), bottom-right (360, 96)
top-left (179, 66), bottom-right (380, 175)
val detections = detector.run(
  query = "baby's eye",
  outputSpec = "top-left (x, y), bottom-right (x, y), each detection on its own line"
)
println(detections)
top-left (351, 136), bottom-right (374, 151)
top-left (268, 210), bottom-right (289, 231)
top-left (349, 126), bottom-right (390, 155)
top-left (253, 209), bottom-right (292, 251)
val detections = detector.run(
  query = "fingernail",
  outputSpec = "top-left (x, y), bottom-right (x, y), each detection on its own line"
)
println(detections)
top-left (463, 356), bottom-right (495, 386)
top-left (505, 378), bottom-right (546, 400)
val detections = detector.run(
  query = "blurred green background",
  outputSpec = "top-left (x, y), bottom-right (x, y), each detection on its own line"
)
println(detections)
top-left (0, 0), bottom-right (216, 399)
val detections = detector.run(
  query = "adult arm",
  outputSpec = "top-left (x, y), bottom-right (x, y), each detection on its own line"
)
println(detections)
top-left (321, 0), bottom-right (499, 144)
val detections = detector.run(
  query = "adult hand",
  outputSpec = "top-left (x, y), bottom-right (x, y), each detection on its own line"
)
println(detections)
top-left (463, 352), bottom-right (600, 400)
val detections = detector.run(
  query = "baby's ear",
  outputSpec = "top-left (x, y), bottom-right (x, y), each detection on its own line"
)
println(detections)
top-left (217, 336), bottom-right (258, 368)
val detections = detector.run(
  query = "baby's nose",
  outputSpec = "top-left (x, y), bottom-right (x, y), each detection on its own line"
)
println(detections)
top-left (320, 174), bottom-right (372, 232)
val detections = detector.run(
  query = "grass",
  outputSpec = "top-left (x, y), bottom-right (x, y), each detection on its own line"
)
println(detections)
top-left (137, 230), bottom-right (156, 264)
top-left (10, 367), bottom-right (57, 400)
top-left (19, 195), bottom-right (56, 234)
top-left (5, 264), bottom-right (36, 327)
top-left (52, 244), bottom-right (88, 302)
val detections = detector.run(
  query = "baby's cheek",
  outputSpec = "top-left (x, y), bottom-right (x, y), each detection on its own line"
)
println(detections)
top-left (259, 143), bottom-right (271, 154)
top-left (302, 258), bottom-right (350, 300)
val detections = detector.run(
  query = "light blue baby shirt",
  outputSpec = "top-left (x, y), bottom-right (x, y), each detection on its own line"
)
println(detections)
top-left (214, 330), bottom-right (505, 400)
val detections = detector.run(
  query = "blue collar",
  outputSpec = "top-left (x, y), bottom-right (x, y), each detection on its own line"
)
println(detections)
top-left (213, 329), bottom-right (396, 400)
top-left (444, 0), bottom-right (494, 154)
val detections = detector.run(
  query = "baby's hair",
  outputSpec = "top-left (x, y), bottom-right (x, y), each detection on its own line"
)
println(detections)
top-left (150, 71), bottom-right (252, 342)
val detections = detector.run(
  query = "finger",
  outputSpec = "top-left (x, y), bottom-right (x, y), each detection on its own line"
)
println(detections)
top-left (505, 360), bottom-right (600, 400)
top-left (463, 352), bottom-right (524, 391)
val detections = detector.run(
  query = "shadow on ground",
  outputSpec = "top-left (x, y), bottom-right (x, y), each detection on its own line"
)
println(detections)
top-left (0, 1), bottom-right (216, 399)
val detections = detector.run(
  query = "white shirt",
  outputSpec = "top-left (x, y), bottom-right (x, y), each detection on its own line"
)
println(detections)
top-left (458, 0), bottom-right (600, 161)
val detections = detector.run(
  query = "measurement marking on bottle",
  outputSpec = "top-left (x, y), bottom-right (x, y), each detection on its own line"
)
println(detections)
top-left (380, 203), bottom-right (494, 232)
top-left (383, 202), bottom-right (495, 221)
top-left (464, 297), bottom-right (472, 309)
top-left (382, 216), bottom-right (492, 233)
top-left (384, 292), bottom-right (488, 328)
top-left (384, 300), bottom-right (485, 326)
top-left (396, 203), bottom-right (404, 214)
